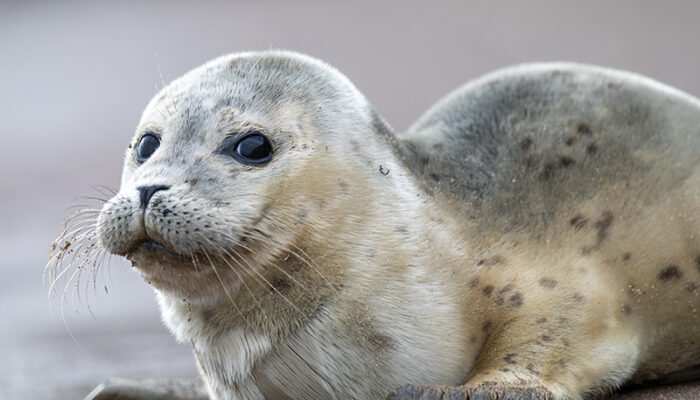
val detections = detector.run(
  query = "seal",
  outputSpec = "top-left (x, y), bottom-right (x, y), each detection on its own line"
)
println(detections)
top-left (48, 51), bottom-right (700, 400)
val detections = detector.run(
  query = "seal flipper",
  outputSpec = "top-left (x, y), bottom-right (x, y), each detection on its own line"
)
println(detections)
top-left (84, 377), bottom-right (209, 400)
top-left (387, 383), bottom-right (553, 400)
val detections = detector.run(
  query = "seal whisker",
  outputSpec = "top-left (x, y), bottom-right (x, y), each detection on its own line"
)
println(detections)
top-left (59, 217), bottom-right (100, 235)
top-left (203, 227), bottom-right (303, 314)
top-left (60, 255), bottom-right (87, 313)
top-left (200, 236), bottom-right (268, 322)
top-left (56, 219), bottom-right (100, 241)
top-left (47, 214), bottom-right (105, 316)
top-left (229, 244), bottom-right (303, 315)
top-left (233, 227), bottom-right (319, 295)
top-left (48, 234), bottom-right (95, 296)
top-left (209, 226), bottom-right (314, 300)
top-left (89, 184), bottom-right (118, 197)
top-left (59, 211), bottom-right (100, 232)
top-left (238, 225), bottom-right (335, 293)
top-left (153, 102), bottom-right (168, 120)
top-left (72, 195), bottom-right (110, 204)
top-left (187, 249), bottom-right (200, 273)
top-left (155, 57), bottom-right (178, 117)
top-left (64, 240), bottom-right (100, 312)
top-left (196, 233), bottom-right (248, 324)
top-left (62, 203), bottom-right (107, 214)
top-left (63, 207), bottom-right (101, 221)
top-left (81, 246), bottom-right (106, 318)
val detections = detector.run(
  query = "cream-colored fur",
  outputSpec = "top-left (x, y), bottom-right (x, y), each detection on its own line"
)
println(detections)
top-left (48, 51), bottom-right (700, 399)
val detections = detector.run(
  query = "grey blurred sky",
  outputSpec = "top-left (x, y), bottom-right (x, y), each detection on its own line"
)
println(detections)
top-left (1, 1), bottom-right (699, 399)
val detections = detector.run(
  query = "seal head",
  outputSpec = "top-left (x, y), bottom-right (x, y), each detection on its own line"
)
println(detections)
top-left (96, 51), bottom-right (384, 302)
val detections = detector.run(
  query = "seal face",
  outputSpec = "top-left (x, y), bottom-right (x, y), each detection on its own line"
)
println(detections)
top-left (48, 52), bottom-right (700, 400)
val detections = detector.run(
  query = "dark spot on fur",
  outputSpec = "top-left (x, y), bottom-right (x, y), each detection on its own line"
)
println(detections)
top-left (596, 211), bottom-right (613, 235)
top-left (577, 123), bottom-right (592, 136)
top-left (509, 292), bottom-right (524, 307)
top-left (541, 335), bottom-right (553, 342)
top-left (270, 277), bottom-right (291, 292)
top-left (542, 162), bottom-right (555, 180)
top-left (482, 285), bottom-right (494, 297)
top-left (162, 209), bottom-right (172, 217)
top-left (520, 137), bottom-right (533, 151)
top-left (200, 309), bottom-right (217, 325)
top-left (695, 255), bottom-right (700, 272)
top-left (686, 282), bottom-right (698, 293)
top-left (482, 320), bottom-right (492, 332)
top-left (429, 173), bottom-right (440, 182)
top-left (367, 332), bottom-right (393, 350)
top-left (504, 353), bottom-right (518, 364)
top-left (622, 252), bottom-right (632, 262)
top-left (582, 211), bottom-right (613, 254)
top-left (469, 277), bottom-right (480, 288)
top-left (538, 278), bottom-right (557, 289)
top-left (500, 368), bottom-right (511, 373)
top-left (476, 256), bottom-right (504, 267)
top-left (586, 142), bottom-right (598, 154)
top-left (559, 155), bottom-right (574, 167)
top-left (379, 165), bottom-right (390, 176)
top-left (622, 304), bottom-right (633, 315)
top-left (565, 136), bottom-right (577, 146)
top-left (571, 293), bottom-right (585, 303)
top-left (500, 284), bottom-right (513, 294)
top-left (562, 339), bottom-right (570, 348)
top-left (658, 265), bottom-right (683, 281)
top-left (526, 363), bottom-right (540, 376)
top-left (536, 317), bottom-right (547, 324)
top-left (570, 215), bottom-right (587, 230)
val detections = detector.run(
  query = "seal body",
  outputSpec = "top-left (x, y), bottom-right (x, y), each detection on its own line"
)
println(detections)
top-left (81, 52), bottom-right (699, 399)
top-left (397, 64), bottom-right (700, 397)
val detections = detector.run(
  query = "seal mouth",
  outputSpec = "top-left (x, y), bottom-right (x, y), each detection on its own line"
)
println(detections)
top-left (124, 239), bottom-right (183, 259)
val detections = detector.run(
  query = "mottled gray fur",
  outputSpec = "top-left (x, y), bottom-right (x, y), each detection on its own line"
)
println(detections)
top-left (400, 64), bottom-right (700, 233)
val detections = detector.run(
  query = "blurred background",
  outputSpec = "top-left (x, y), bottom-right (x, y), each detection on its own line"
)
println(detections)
top-left (2, 1), bottom-right (699, 399)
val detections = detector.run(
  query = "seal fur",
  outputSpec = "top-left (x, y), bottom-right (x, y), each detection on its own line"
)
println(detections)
top-left (50, 51), bottom-right (700, 399)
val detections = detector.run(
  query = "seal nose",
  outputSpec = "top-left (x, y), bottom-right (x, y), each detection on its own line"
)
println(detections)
top-left (137, 185), bottom-right (170, 209)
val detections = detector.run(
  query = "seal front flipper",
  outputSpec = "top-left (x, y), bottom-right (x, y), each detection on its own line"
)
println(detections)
top-left (84, 377), bottom-right (209, 400)
top-left (388, 309), bottom-right (640, 400)
top-left (387, 383), bottom-right (553, 400)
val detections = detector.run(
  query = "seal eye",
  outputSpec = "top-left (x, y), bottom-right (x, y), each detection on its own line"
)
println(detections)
top-left (233, 132), bottom-right (273, 164)
top-left (135, 133), bottom-right (160, 163)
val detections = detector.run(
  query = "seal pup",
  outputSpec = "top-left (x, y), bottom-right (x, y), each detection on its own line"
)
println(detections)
top-left (48, 51), bottom-right (700, 400)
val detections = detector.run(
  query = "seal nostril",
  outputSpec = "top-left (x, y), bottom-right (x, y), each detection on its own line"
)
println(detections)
top-left (137, 185), bottom-right (170, 209)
